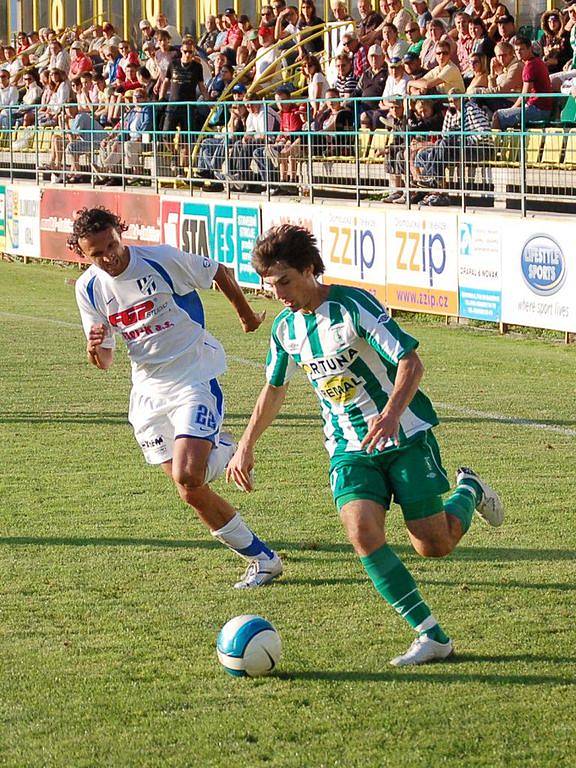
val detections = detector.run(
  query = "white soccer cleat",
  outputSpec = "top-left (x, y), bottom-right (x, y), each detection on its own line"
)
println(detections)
top-left (234, 555), bottom-right (283, 589)
top-left (390, 635), bottom-right (454, 667)
top-left (456, 466), bottom-right (505, 527)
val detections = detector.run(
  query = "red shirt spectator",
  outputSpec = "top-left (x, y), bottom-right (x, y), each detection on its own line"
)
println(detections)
top-left (223, 9), bottom-right (244, 51)
top-left (69, 45), bottom-right (94, 77)
top-left (524, 55), bottom-right (553, 110)
top-left (279, 104), bottom-right (304, 132)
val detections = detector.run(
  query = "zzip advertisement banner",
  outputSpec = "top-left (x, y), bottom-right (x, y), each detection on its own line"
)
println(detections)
top-left (458, 216), bottom-right (502, 322)
top-left (5, 185), bottom-right (41, 258)
top-left (500, 218), bottom-right (576, 332)
top-left (385, 210), bottom-right (458, 315)
top-left (320, 207), bottom-right (387, 303)
top-left (160, 197), bottom-right (261, 288)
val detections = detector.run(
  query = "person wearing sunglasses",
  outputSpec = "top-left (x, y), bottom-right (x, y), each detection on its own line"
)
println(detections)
top-left (540, 9), bottom-right (572, 73)
top-left (408, 42), bottom-right (464, 94)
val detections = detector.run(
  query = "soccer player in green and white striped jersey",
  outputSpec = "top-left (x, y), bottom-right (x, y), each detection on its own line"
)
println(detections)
top-left (227, 224), bottom-right (504, 666)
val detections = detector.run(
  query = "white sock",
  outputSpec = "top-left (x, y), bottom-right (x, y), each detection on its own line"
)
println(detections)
top-left (204, 435), bottom-right (236, 484)
top-left (212, 512), bottom-right (275, 562)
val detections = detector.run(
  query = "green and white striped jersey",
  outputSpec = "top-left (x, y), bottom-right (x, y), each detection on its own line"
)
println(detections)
top-left (266, 285), bottom-right (438, 457)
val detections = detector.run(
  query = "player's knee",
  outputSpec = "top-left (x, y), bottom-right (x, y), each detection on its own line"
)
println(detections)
top-left (342, 514), bottom-right (380, 551)
top-left (413, 539), bottom-right (453, 558)
top-left (173, 465), bottom-right (206, 491)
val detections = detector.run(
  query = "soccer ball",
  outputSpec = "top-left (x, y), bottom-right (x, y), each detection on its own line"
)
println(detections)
top-left (216, 614), bottom-right (281, 678)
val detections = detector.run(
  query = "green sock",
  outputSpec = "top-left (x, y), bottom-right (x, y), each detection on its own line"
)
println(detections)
top-left (444, 484), bottom-right (477, 534)
top-left (360, 544), bottom-right (449, 643)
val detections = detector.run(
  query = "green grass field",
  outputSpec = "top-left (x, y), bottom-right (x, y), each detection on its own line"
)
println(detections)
top-left (1, 259), bottom-right (575, 768)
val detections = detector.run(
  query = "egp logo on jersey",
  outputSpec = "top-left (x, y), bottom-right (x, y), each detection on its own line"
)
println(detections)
top-left (520, 235), bottom-right (566, 296)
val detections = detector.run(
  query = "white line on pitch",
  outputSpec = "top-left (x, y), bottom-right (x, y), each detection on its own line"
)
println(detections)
top-left (2, 310), bottom-right (574, 437)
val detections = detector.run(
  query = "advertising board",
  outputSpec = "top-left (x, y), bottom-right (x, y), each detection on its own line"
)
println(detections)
top-left (5, 185), bottom-right (41, 258)
top-left (458, 216), bottom-right (501, 322)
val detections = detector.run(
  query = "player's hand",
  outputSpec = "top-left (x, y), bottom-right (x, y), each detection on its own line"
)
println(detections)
top-left (87, 323), bottom-right (107, 353)
top-left (241, 310), bottom-right (266, 333)
top-left (226, 442), bottom-right (255, 492)
top-left (361, 411), bottom-right (400, 454)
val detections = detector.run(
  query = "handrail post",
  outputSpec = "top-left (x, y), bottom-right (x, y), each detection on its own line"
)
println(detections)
top-left (520, 92), bottom-right (526, 217)
top-left (460, 93), bottom-right (465, 212)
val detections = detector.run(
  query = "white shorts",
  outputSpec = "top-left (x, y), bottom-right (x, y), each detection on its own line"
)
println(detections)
top-left (128, 378), bottom-right (225, 465)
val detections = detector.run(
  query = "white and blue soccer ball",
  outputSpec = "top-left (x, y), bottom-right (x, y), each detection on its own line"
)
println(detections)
top-left (217, 615), bottom-right (281, 678)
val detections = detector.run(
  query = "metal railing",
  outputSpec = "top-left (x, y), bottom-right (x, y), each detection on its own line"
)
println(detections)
top-left (0, 92), bottom-right (574, 214)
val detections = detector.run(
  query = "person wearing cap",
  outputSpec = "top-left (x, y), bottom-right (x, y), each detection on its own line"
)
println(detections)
top-left (380, 56), bottom-right (409, 108)
top-left (408, 38), bottom-right (465, 93)
top-left (492, 13), bottom-right (516, 45)
top-left (69, 41), bottom-right (94, 77)
top-left (357, 43), bottom-right (388, 124)
top-left (254, 24), bottom-right (283, 89)
top-left (138, 20), bottom-right (157, 52)
top-left (411, 0), bottom-right (432, 35)
top-left (154, 12), bottom-right (182, 45)
top-left (380, 23), bottom-right (409, 62)
top-left (403, 51), bottom-right (426, 79)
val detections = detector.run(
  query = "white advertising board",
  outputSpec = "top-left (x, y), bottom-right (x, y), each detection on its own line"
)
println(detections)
top-left (458, 215), bottom-right (502, 322)
top-left (501, 218), bottom-right (576, 332)
top-left (5, 185), bottom-right (41, 258)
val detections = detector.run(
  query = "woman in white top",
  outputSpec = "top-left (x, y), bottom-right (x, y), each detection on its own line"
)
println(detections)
top-left (303, 54), bottom-right (329, 116)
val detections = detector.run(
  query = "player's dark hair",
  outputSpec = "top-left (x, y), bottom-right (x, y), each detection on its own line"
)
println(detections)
top-left (251, 224), bottom-right (325, 276)
top-left (67, 206), bottom-right (128, 256)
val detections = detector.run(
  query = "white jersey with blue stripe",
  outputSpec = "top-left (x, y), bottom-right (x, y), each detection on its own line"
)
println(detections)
top-left (75, 245), bottom-right (226, 394)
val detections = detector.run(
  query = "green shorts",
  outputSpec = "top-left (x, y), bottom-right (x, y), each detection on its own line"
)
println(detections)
top-left (329, 430), bottom-right (451, 521)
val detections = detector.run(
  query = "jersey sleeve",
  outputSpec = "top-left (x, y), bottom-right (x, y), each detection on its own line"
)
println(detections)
top-left (344, 288), bottom-right (418, 364)
top-left (160, 246), bottom-right (220, 292)
top-left (265, 329), bottom-right (298, 387)
top-left (75, 276), bottom-right (116, 349)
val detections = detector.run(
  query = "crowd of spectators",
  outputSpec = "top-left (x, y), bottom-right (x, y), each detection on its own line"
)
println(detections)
top-left (0, 1), bottom-right (575, 200)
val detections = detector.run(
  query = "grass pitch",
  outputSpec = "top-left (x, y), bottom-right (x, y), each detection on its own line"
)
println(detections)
top-left (0, 260), bottom-right (575, 768)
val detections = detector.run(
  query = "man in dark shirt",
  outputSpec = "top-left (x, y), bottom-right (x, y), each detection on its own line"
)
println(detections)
top-left (159, 43), bottom-right (208, 169)
top-left (403, 51), bottom-right (427, 81)
top-left (357, 0), bottom-right (384, 46)
top-left (357, 43), bottom-right (388, 122)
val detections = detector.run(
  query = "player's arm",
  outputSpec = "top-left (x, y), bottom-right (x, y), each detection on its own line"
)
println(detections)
top-left (86, 323), bottom-right (114, 370)
top-left (213, 263), bottom-right (265, 333)
top-left (226, 382), bottom-right (288, 491)
top-left (361, 350), bottom-right (424, 453)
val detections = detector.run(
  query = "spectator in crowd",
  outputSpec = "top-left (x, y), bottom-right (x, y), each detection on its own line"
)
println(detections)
top-left (3, 46), bottom-right (23, 79)
top-left (403, 51), bottom-right (427, 80)
top-left (380, 56), bottom-right (409, 105)
top-left (380, 23), bottom-right (409, 62)
top-left (405, 22), bottom-right (424, 55)
top-left (408, 39), bottom-right (465, 94)
top-left (550, 4), bottom-right (576, 90)
top-left (142, 41), bottom-right (161, 81)
top-left (197, 84), bottom-right (249, 182)
top-left (159, 41), bottom-right (208, 169)
top-left (492, 36), bottom-right (554, 129)
top-left (327, 1), bottom-right (354, 58)
top-left (76, 71), bottom-right (99, 111)
top-left (12, 69), bottom-right (44, 126)
top-left (0, 69), bottom-right (19, 129)
top-left (94, 73), bottom-right (111, 125)
top-left (357, 43), bottom-right (388, 123)
top-left (482, 0), bottom-right (509, 29)
top-left (341, 33), bottom-right (368, 77)
top-left (154, 31), bottom-right (177, 93)
top-left (102, 22), bottom-right (122, 48)
top-left (252, 85), bottom-right (303, 191)
top-left (94, 88), bottom-right (153, 184)
top-left (212, 15), bottom-right (228, 54)
top-left (298, 0), bottom-right (325, 55)
top-left (118, 40), bottom-right (140, 71)
top-left (412, 0), bottom-right (433, 35)
top-left (415, 89), bottom-right (491, 205)
top-left (384, 0), bottom-right (412, 37)
top-left (357, 0), bottom-right (384, 47)
top-left (60, 106), bottom-right (107, 182)
top-left (466, 53), bottom-right (489, 91)
top-left (69, 41), bottom-right (94, 77)
top-left (310, 87), bottom-right (354, 157)
top-left (431, 0), bottom-right (468, 27)
top-left (155, 12), bottom-right (182, 45)
top-left (540, 9), bottom-right (572, 73)
top-left (137, 66), bottom-right (156, 100)
top-left (205, 52), bottom-right (231, 98)
top-left (15, 31), bottom-right (29, 54)
top-left (81, 23), bottom-right (106, 55)
top-left (222, 8), bottom-right (245, 62)
top-left (199, 16), bottom-right (219, 55)
top-left (275, 4), bottom-right (300, 40)
top-left (253, 24), bottom-right (283, 90)
top-left (453, 13), bottom-right (474, 79)
top-left (226, 95), bottom-right (280, 187)
top-left (138, 20), bottom-right (156, 51)
top-left (492, 13), bottom-right (516, 45)
top-left (381, 97), bottom-right (444, 203)
top-left (302, 54), bottom-right (329, 115)
top-left (470, 16), bottom-right (494, 60)
top-left (259, 6), bottom-right (276, 29)
top-left (334, 52), bottom-right (359, 99)
top-left (486, 40), bottom-right (522, 105)
top-left (420, 19), bottom-right (457, 71)
top-left (38, 68), bottom-right (71, 126)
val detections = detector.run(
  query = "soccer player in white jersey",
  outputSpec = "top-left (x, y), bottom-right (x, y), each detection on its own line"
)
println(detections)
top-left (71, 207), bottom-right (282, 589)
top-left (227, 224), bottom-right (504, 665)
